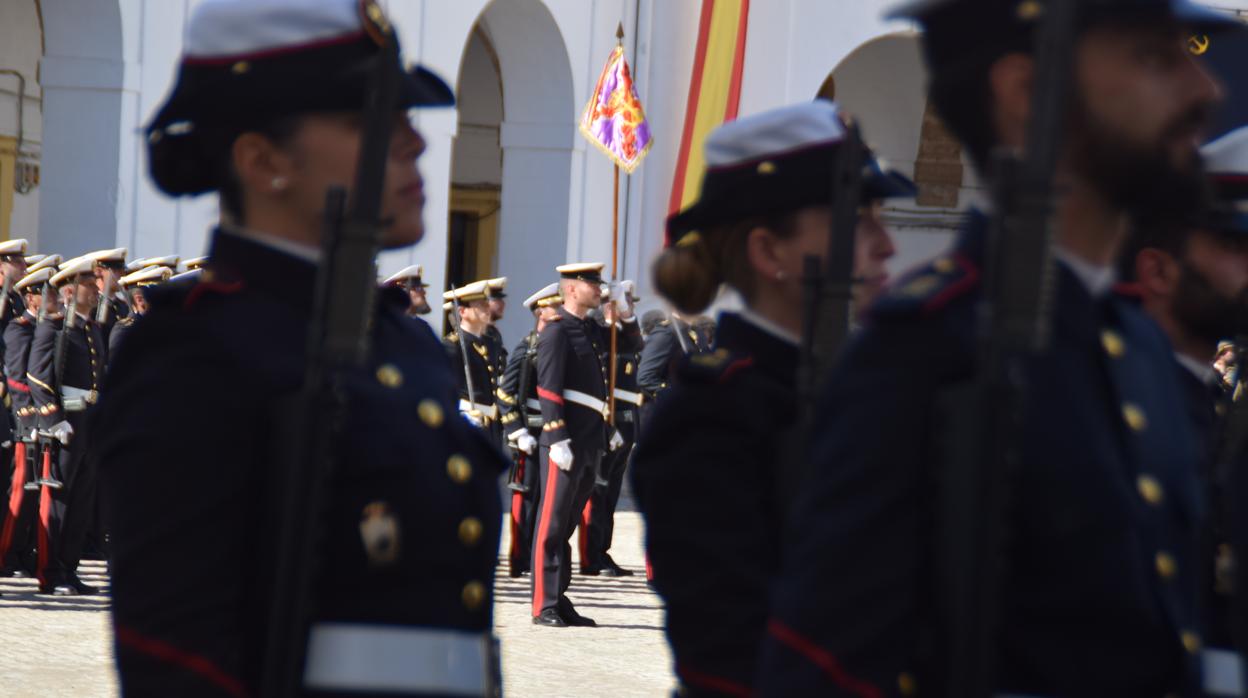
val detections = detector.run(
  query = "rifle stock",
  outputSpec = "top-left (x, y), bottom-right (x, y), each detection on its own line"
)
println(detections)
top-left (260, 24), bottom-right (403, 698)
top-left (447, 286), bottom-right (480, 415)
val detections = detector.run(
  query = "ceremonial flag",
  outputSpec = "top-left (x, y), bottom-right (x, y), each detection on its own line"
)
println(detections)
top-left (579, 45), bottom-right (653, 174)
top-left (668, 0), bottom-right (750, 236)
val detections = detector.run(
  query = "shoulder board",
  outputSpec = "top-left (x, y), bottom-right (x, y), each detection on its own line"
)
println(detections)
top-left (872, 253), bottom-right (980, 318)
top-left (118, 316), bottom-right (136, 327)
top-left (446, 331), bottom-right (459, 344)
top-left (677, 348), bottom-right (755, 385)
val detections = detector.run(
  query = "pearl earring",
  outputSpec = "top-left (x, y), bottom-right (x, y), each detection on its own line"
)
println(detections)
top-left (775, 271), bottom-right (787, 281)
top-left (271, 176), bottom-right (288, 191)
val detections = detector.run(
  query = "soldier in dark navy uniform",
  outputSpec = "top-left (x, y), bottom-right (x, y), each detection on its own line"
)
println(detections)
top-left (580, 280), bottom-right (643, 577)
top-left (109, 265), bottom-right (174, 356)
top-left (499, 282), bottom-right (561, 578)
top-left (485, 277), bottom-right (509, 376)
top-left (1121, 126), bottom-right (1248, 692)
top-left (755, 2), bottom-right (1236, 697)
top-left (530, 262), bottom-right (641, 627)
top-left (88, 1), bottom-right (507, 695)
top-left (0, 265), bottom-right (55, 578)
top-left (27, 257), bottom-right (105, 596)
top-left (383, 264), bottom-right (432, 318)
top-left (632, 101), bottom-right (913, 696)
top-left (637, 309), bottom-right (707, 429)
top-left (90, 248), bottom-right (131, 340)
top-left (445, 280), bottom-right (506, 448)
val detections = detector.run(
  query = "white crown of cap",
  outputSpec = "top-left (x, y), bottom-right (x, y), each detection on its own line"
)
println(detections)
top-left (524, 283), bottom-right (561, 310)
top-left (15, 267), bottom-right (52, 291)
top-left (704, 101), bottom-right (846, 171)
top-left (87, 247), bottom-right (128, 263)
top-left (185, 0), bottom-right (366, 60)
top-left (121, 266), bottom-right (175, 287)
top-left (1203, 126), bottom-right (1248, 176)
top-left (557, 262), bottom-right (605, 275)
top-left (183, 256), bottom-right (209, 271)
top-left (171, 269), bottom-right (203, 283)
top-left (0, 239), bottom-right (29, 256)
top-left (443, 279), bottom-right (490, 301)
top-left (28, 255), bottom-right (62, 274)
top-left (384, 265), bottom-right (424, 285)
top-left (51, 257), bottom-right (97, 286)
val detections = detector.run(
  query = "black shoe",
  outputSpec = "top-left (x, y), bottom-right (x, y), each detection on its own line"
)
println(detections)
top-left (532, 609), bottom-right (567, 627)
top-left (51, 584), bottom-right (79, 596)
top-left (579, 566), bottom-right (601, 576)
top-left (599, 563), bottom-right (634, 577)
top-left (557, 598), bottom-right (597, 627)
top-left (508, 565), bottom-right (529, 578)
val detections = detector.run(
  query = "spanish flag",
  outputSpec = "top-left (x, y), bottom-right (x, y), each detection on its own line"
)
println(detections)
top-left (667, 0), bottom-right (750, 239)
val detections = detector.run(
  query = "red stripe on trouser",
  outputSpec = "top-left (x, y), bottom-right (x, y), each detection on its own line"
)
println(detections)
top-left (115, 624), bottom-right (250, 698)
top-left (0, 441), bottom-right (28, 559)
top-left (532, 455), bottom-right (563, 617)
top-left (645, 554), bottom-right (653, 581)
top-left (36, 447), bottom-right (51, 587)
top-left (578, 500), bottom-right (592, 570)
top-left (509, 458), bottom-right (524, 561)
top-left (766, 619), bottom-right (883, 698)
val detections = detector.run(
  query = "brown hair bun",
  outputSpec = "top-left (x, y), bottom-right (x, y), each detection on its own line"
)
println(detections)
top-left (652, 237), bottom-right (721, 315)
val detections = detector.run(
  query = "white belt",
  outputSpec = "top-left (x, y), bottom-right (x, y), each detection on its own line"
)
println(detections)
top-left (457, 400), bottom-right (498, 420)
top-left (1206, 648), bottom-right (1246, 697)
top-left (525, 398), bottom-right (541, 412)
top-left (304, 623), bottom-right (494, 696)
top-left (61, 385), bottom-right (97, 413)
top-left (613, 388), bottom-right (643, 406)
top-left (563, 389), bottom-right (609, 419)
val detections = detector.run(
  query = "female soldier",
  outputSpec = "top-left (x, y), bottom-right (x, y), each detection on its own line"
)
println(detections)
top-left (90, 1), bottom-right (507, 695)
top-left (631, 101), bottom-right (915, 697)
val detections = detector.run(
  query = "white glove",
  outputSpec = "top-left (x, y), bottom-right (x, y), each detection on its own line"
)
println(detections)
top-left (608, 429), bottom-right (625, 452)
top-left (608, 281), bottom-right (635, 317)
top-left (516, 432), bottom-right (537, 455)
top-left (550, 439), bottom-right (574, 472)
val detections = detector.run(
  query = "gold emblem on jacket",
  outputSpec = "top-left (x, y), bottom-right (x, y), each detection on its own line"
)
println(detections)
top-left (359, 501), bottom-right (401, 567)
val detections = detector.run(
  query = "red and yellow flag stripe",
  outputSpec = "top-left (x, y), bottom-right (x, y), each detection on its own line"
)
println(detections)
top-left (666, 0), bottom-right (750, 241)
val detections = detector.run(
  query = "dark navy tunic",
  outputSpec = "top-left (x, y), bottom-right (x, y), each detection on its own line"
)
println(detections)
top-left (758, 212), bottom-right (1205, 698)
top-left (632, 312), bottom-right (797, 697)
top-left (91, 229), bottom-right (506, 697)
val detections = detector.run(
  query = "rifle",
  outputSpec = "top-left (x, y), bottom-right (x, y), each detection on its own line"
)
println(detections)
top-left (260, 20), bottom-right (403, 698)
top-left (52, 287), bottom-right (75, 416)
top-left (507, 317), bottom-right (541, 492)
top-left (796, 119), bottom-right (866, 424)
top-left (668, 313), bottom-right (692, 355)
top-left (95, 272), bottom-right (113, 326)
top-left (447, 285), bottom-right (481, 423)
top-left (935, 1), bottom-right (1078, 695)
top-left (0, 271), bottom-right (13, 323)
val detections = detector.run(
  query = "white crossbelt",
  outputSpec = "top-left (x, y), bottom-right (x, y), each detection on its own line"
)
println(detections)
top-left (994, 650), bottom-right (1245, 698)
top-left (563, 389), bottom-right (609, 419)
top-left (304, 623), bottom-right (494, 696)
top-left (613, 388), bottom-right (643, 406)
top-left (457, 400), bottom-right (498, 420)
top-left (525, 398), bottom-right (541, 412)
top-left (61, 385), bottom-right (97, 413)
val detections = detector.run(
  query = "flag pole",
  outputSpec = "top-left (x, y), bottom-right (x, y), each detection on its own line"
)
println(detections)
top-left (608, 21), bottom-right (624, 427)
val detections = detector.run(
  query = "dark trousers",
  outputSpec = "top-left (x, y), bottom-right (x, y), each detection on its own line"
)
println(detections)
top-left (39, 413), bottom-right (96, 586)
top-left (0, 419), bottom-right (37, 572)
top-left (531, 440), bottom-right (600, 616)
top-left (580, 415), bottom-right (635, 570)
top-left (508, 434), bottom-right (542, 574)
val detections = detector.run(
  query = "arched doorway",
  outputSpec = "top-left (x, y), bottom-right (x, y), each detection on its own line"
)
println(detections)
top-left (0, 0), bottom-right (43, 243)
top-left (823, 32), bottom-right (972, 271)
top-left (449, 0), bottom-right (575, 344)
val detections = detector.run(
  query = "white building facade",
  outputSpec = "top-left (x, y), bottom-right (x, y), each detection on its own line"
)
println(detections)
top-left (1, 0), bottom-right (1245, 340)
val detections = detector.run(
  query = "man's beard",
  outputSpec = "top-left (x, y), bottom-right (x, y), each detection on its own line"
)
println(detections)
top-left (1068, 95), bottom-right (1208, 222)
top-left (1173, 262), bottom-right (1248, 348)
top-left (409, 298), bottom-right (431, 316)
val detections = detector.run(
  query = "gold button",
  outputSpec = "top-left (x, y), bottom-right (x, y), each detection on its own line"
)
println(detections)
top-left (231, 61), bottom-right (250, 75)
top-left (1016, 0), bottom-right (1044, 21)
top-left (898, 672), bottom-right (917, 696)
top-left (757, 161), bottom-right (777, 175)
top-left (462, 580), bottom-right (486, 610)
top-left (933, 257), bottom-right (956, 274)
top-left (458, 517), bottom-right (483, 546)
top-left (1181, 630), bottom-right (1201, 654)
top-left (1122, 403), bottom-right (1148, 432)
top-left (418, 400), bottom-right (444, 428)
top-left (376, 363), bottom-right (403, 389)
top-left (1101, 330), bottom-right (1125, 359)
top-left (447, 455), bottom-right (472, 484)
top-left (1155, 551), bottom-right (1177, 580)
top-left (1137, 475), bottom-right (1164, 506)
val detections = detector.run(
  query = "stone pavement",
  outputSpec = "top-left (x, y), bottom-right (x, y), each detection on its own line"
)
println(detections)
top-left (0, 511), bottom-right (674, 697)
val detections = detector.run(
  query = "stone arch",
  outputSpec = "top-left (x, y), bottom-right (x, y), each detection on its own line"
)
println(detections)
top-left (450, 0), bottom-right (576, 343)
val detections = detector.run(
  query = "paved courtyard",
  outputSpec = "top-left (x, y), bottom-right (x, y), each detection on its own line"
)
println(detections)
top-left (0, 511), bottom-right (673, 697)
